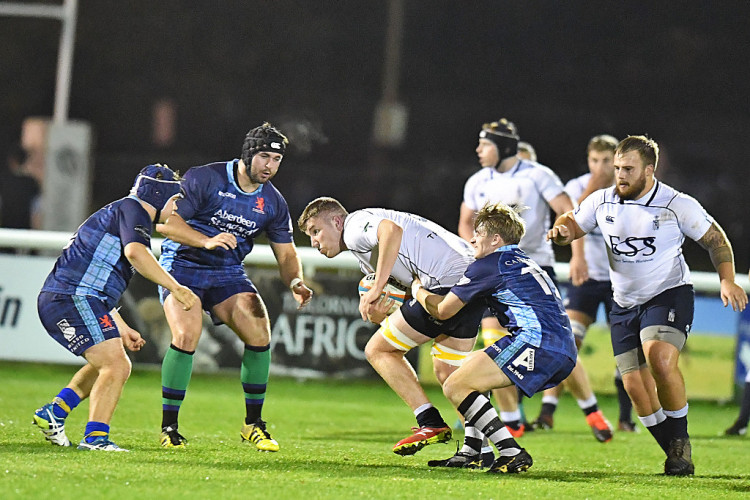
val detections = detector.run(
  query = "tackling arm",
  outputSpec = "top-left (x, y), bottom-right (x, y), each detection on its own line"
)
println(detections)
top-left (411, 279), bottom-right (465, 321)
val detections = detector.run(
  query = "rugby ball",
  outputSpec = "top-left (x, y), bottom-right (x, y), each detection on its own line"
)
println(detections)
top-left (357, 273), bottom-right (410, 315)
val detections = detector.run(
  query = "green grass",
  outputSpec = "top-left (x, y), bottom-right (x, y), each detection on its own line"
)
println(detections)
top-left (1, 362), bottom-right (749, 499)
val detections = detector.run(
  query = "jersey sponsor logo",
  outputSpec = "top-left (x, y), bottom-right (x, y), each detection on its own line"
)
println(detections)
top-left (56, 319), bottom-right (76, 341)
top-left (253, 197), bottom-right (266, 215)
top-left (134, 225), bottom-right (150, 239)
top-left (98, 314), bottom-right (115, 332)
top-left (511, 347), bottom-right (535, 372)
top-left (218, 190), bottom-right (237, 199)
top-left (211, 210), bottom-right (260, 239)
top-left (608, 235), bottom-right (656, 257)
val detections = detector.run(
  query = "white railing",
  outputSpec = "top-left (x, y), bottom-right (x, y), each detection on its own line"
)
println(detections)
top-left (2, 227), bottom-right (748, 291)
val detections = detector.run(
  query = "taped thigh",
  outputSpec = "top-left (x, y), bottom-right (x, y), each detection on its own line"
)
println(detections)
top-left (431, 341), bottom-right (472, 367)
top-left (640, 325), bottom-right (686, 351)
top-left (614, 347), bottom-right (647, 375)
top-left (379, 316), bottom-right (419, 352)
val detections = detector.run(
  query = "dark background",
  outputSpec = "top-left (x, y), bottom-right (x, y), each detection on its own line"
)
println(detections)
top-left (2, 1), bottom-right (749, 270)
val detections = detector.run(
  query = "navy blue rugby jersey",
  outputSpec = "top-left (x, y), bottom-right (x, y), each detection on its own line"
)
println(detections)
top-left (161, 160), bottom-right (293, 268)
top-left (451, 244), bottom-right (575, 358)
top-left (41, 196), bottom-right (152, 309)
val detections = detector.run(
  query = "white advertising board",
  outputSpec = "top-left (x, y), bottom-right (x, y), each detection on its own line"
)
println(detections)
top-left (0, 254), bottom-right (84, 365)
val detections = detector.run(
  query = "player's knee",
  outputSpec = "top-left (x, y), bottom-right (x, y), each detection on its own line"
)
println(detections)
top-left (615, 348), bottom-right (645, 377)
top-left (441, 373), bottom-right (464, 404)
top-left (432, 361), bottom-right (455, 385)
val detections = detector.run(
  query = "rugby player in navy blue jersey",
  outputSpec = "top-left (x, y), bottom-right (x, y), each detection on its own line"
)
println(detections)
top-left (412, 202), bottom-right (577, 473)
top-left (33, 164), bottom-right (198, 451)
top-left (156, 123), bottom-right (313, 451)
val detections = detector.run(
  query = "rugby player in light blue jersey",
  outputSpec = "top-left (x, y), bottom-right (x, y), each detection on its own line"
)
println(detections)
top-left (156, 123), bottom-right (313, 451)
top-left (412, 202), bottom-right (576, 473)
top-left (33, 164), bottom-right (198, 451)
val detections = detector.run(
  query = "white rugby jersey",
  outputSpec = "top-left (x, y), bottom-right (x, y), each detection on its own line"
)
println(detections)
top-left (343, 208), bottom-right (475, 290)
top-left (463, 159), bottom-right (565, 267)
top-left (565, 172), bottom-right (611, 281)
top-left (573, 180), bottom-right (713, 309)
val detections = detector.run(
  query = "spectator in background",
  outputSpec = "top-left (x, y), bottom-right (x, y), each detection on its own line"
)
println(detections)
top-left (0, 144), bottom-right (41, 232)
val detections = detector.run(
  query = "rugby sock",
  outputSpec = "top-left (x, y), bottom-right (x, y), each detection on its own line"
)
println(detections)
top-left (639, 408), bottom-right (670, 453)
top-left (458, 391), bottom-right (520, 457)
top-left (539, 395), bottom-right (559, 417)
top-left (500, 409), bottom-right (522, 430)
top-left (577, 395), bottom-right (599, 416)
top-left (52, 388), bottom-right (81, 419)
top-left (83, 421), bottom-right (109, 443)
top-left (415, 403), bottom-right (446, 428)
top-left (736, 382), bottom-right (750, 427)
top-left (614, 371), bottom-right (634, 423)
top-left (161, 344), bottom-right (194, 429)
top-left (459, 424), bottom-right (483, 455)
top-left (242, 344), bottom-right (271, 425)
top-left (663, 404), bottom-right (689, 440)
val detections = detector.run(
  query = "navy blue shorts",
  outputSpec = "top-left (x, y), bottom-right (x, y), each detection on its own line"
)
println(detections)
top-left (37, 292), bottom-right (121, 356)
top-left (401, 288), bottom-right (484, 339)
top-left (609, 285), bottom-right (694, 357)
top-left (563, 279), bottom-right (613, 319)
top-left (484, 335), bottom-right (575, 398)
top-left (159, 263), bottom-right (258, 324)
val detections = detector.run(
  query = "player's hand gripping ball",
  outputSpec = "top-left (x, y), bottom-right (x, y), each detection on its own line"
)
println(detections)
top-left (357, 273), bottom-right (410, 315)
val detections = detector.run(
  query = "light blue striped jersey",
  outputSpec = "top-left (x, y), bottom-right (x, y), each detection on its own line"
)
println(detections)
top-left (40, 197), bottom-right (152, 309)
top-left (451, 244), bottom-right (576, 358)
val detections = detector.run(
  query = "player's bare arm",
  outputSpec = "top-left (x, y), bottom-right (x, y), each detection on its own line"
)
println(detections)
top-left (123, 241), bottom-right (198, 311)
top-left (458, 202), bottom-right (476, 241)
top-left (359, 220), bottom-right (403, 320)
top-left (697, 222), bottom-right (748, 311)
top-left (157, 213), bottom-right (237, 250)
top-left (110, 308), bottom-right (145, 351)
top-left (270, 241), bottom-right (313, 309)
top-left (547, 211), bottom-right (585, 246)
top-left (411, 277), bottom-right (465, 321)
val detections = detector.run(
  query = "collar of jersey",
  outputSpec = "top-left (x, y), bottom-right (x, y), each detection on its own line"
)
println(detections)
top-left (226, 160), bottom-right (264, 196)
top-left (616, 179), bottom-right (658, 205)
top-left (494, 244), bottom-right (519, 253)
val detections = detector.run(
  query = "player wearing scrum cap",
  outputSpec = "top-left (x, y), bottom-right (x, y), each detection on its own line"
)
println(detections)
top-left (33, 164), bottom-right (198, 451)
top-left (298, 197), bottom-right (486, 459)
top-left (157, 123), bottom-right (313, 451)
top-left (548, 134), bottom-right (747, 475)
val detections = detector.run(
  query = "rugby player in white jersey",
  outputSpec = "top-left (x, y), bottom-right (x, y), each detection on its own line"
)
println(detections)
top-left (458, 119), bottom-right (588, 439)
top-left (298, 197), bottom-right (486, 459)
top-left (547, 135), bottom-right (748, 475)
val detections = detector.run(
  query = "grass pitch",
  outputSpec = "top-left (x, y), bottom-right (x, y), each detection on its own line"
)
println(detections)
top-left (1, 361), bottom-right (748, 499)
